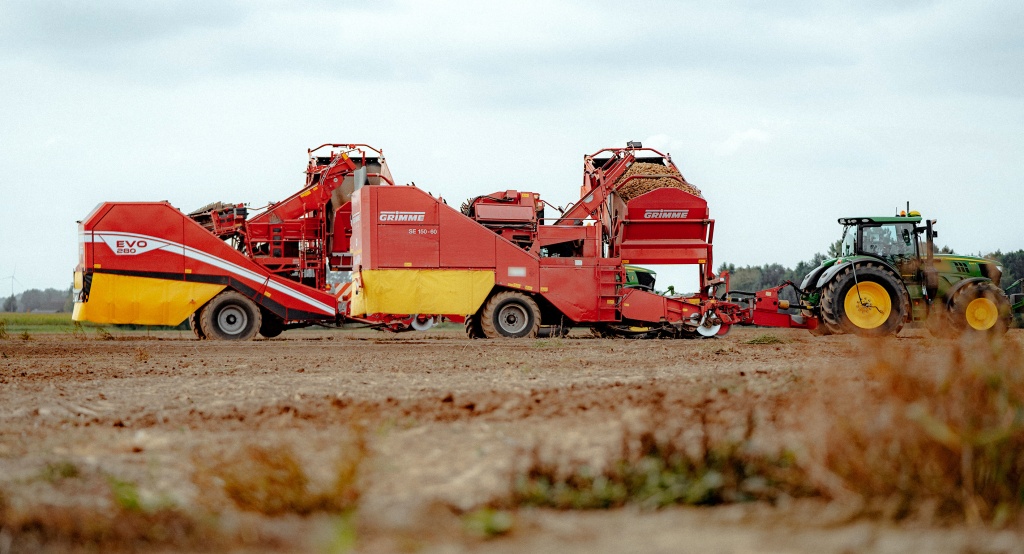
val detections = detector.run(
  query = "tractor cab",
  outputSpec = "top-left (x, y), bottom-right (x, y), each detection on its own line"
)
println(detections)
top-left (838, 213), bottom-right (923, 263)
top-left (624, 265), bottom-right (657, 292)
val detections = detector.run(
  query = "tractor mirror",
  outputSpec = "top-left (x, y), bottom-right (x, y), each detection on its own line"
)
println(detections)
top-left (932, 231), bottom-right (939, 238)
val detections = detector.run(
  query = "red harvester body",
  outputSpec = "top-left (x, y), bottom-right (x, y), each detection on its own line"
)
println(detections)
top-left (73, 141), bottom-right (815, 339)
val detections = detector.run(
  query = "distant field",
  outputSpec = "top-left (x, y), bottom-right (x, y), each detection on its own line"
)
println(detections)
top-left (0, 312), bottom-right (187, 336)
top-left (0, 313), bottom-right (462, 338)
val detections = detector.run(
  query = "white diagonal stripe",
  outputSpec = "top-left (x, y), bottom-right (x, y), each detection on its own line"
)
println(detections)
top-left (82, 232), bottom-right (335, 315)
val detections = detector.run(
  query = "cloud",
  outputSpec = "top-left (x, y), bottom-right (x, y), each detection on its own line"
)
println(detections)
top-left (712, 128), bottom-right (771, 156)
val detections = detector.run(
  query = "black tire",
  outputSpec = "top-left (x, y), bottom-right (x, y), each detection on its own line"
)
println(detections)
top-left (259, 312), bottom-right (284, 339)
top-left (465, 314), bottom-right (485, 339)
top-left (479, 291), bottom-right (541, 338)
top-left (189, 311), bottom-right (206, 340)
top-left (199, 291), bottom-right (262, 341)
top-left (819, 262), bottom-right (909, 337)
top-left (945, 281), bottom-right (1011, 336)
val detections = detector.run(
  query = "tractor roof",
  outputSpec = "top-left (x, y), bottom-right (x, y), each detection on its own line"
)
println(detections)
top-left (624, 264), bottom-right (656, 275)
top-left (838, 215), bottom-right (922, 225)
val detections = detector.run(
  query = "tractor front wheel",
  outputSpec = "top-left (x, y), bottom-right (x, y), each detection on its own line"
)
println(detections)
top-left (199, 291), bottom-right (262, 341)
top-left (479, 291), bottom-right (541, 338)
top-left (946, 281), bottom-right (1011, 335)
top-left (820, 263), bottom-right (908, 337)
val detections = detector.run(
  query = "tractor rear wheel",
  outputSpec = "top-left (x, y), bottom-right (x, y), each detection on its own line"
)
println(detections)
top-left (465, 313), bottom-right (486, 339)
top-left (199, 290), bottom-right (262, 341)
top-left (946, 281), bottom-right (1011, 335)
top-left (479, 291), bottom-right (541, 338)
top-left (820, 263), bottom-right (908, 337)
top-left (189, 311), bottom-right (206, 340)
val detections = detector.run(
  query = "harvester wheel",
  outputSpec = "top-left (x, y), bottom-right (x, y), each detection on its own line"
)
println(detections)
top-left (465, 314), bottom-right (486, 339)
top-left (480, 291), bottom-right (541, 338)
top-left (946, 281), bottom-right (1011, 335)
top-left (189, 312), bottom-right (206, 340)
top-left (259, 313), bottom-right (284, 339)
top-left (199, 291), bottom-right (262, 341)
top-left (820, 263), bottom-right (908, 337)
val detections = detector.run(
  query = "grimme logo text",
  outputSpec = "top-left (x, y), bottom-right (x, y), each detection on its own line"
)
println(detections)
top-left (643, 209), bottom-right (689, 219)
top-left (379, 211), bottom-right (426, 222)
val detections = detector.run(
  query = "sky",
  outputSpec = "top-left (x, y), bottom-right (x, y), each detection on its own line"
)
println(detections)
top-left (1, 0), bottom-right (1022, 294)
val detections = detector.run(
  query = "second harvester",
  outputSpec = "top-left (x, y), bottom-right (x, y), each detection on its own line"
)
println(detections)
top-left (349, 143), bottom-right (809, 338)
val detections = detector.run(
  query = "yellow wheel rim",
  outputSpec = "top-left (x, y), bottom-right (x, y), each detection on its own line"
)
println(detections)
top-left (844, 281), bottom-right (892, 329)
top-left (965, 297), bottom-right (998, 330)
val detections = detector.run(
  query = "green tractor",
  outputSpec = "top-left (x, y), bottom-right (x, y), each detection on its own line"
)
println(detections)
top-left (799, 212), bottom-right (1011, 337)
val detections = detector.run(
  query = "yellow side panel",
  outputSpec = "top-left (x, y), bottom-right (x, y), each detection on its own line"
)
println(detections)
top-left (72, 273), bottom-right (226, 326)
top-left (352, 269), bottom-right (494, 316)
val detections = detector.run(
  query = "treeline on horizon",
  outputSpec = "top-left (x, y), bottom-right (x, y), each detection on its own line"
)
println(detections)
top-left (2, 286), bottom-right (73, 313)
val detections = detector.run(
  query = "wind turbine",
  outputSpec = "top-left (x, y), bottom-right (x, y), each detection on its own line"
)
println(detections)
top-left (2, 264), bottom-right (21, 299)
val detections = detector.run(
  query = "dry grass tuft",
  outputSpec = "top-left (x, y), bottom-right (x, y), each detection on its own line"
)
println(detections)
top-left (0, 476), bottom-right (222, 552)
top-left (0, 319), bottom-right (7, 339)
top-left (814, 336), bottom-right (1024, 525)
top-left (133, 348), bottom-right (150, 363)
top-left (194, 431), bottom-right (367, 516)
top-left (95, 326), bottom-right (115, 341)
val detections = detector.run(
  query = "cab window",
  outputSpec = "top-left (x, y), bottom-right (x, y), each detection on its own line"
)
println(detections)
top-left (859, 223), bottom-right (916, 257)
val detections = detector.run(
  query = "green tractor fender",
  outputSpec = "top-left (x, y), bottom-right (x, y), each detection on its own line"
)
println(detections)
top-left (799, 261), bottom-right (834, 291)
top-left (812, 256), bottom-right (895, 290)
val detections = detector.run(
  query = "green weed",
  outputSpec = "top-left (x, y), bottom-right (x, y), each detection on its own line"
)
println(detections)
top-left (745, 334), bottom-right (786, 345)
top-left (463, 508), bottom-right (514, 538)
top-left (40, 461), bottom-right (80, 483)
top-left (510, 403), bottom-right (811, 510)
top-left (108, 476), bottom-right (142, 512)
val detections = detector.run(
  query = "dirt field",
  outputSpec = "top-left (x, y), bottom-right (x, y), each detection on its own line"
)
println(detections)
top-left (2, 326), bottom-right (1023, 553)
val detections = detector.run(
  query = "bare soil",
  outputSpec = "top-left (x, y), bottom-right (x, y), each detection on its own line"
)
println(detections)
top-left (1, 327), bottom-right (1022, 553)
